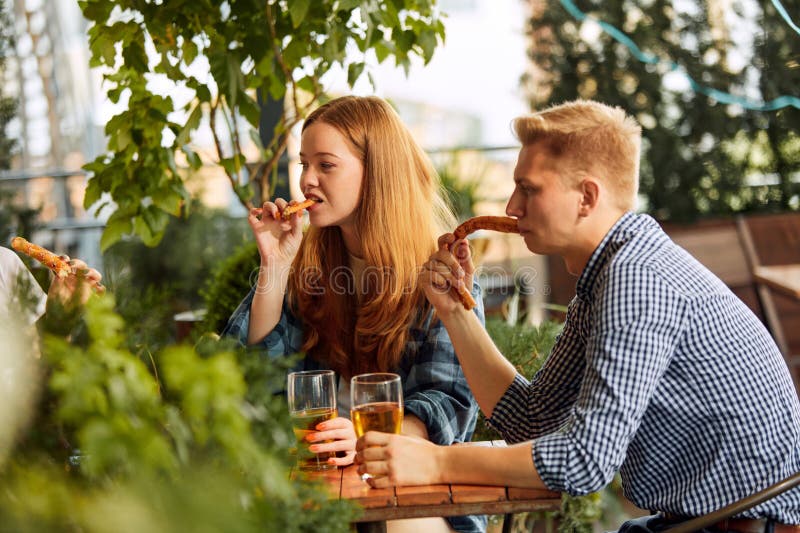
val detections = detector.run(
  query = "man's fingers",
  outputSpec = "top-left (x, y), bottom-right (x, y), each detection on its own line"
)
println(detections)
top-left (366, 474), bottom-right (393, 489)
top-left (355, 431), bottom-right (392, 451)
top-left (358, 460), bottom-right (389, 477)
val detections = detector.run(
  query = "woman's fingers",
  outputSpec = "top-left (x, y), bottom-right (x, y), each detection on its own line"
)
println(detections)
top-left (308, 438), bottom-right (354, 454)
top-left (327, 451), bottom-right (356, 466)
top-left (437, 232), bottom-right (456, 251)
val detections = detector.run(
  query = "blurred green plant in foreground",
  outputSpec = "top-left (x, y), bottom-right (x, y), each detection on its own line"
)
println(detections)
top-left (0, 294), bottom-right (355, 532)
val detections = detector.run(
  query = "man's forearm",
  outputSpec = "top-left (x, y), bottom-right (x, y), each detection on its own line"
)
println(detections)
top-left (439, 308), bottom-right (518, 416)
top-left (437, 441), bottom-right (546, 488)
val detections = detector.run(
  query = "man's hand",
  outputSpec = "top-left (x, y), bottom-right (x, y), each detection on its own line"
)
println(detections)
top-left (354, 432), bottom-right (444, 488)
top-left (420, 233), bottom-right (475, 316)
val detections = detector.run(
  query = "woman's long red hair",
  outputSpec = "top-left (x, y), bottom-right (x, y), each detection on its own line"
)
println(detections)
top-left (287, 96), bottom-right (456, 378)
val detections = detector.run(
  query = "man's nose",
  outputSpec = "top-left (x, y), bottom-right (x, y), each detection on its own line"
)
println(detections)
top-left (506, 194), bottom-right (523, 217)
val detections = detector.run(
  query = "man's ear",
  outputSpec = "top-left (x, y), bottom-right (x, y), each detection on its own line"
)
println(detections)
top-left (578, 177), bottom-right (600, 217)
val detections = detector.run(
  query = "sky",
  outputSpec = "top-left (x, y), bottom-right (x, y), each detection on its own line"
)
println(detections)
top-left (326, 0), bottom-right (531, 149)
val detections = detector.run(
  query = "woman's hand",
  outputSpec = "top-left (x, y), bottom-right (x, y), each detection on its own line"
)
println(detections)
top-left (354, 432), bottom-right (443, 488)
top-left (307, 416), bottom-right (357, 467)
top-left (419, 233), bottom-right (475, 316)
top-left (248, 198), bottom-right (304, 266)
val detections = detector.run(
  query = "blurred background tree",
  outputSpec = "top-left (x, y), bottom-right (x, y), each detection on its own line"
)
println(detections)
top-left (0, 0), bottom-right (14, 171)
top-left (0, 0), bottom-right (40, 280)
top-left (523, 0), bottom-right (799, 222)
top-left (79, 0), bottom-right (447, 250)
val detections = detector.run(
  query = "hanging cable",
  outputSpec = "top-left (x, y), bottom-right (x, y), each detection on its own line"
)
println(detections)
top-left (558, 0), bottom-right (800, 111)
top-left (770, 0), bottom-right (800, 37)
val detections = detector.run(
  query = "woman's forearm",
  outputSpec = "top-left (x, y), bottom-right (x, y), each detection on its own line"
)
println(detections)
top-left (401, 414), bottom-right (429, 440)
top-left (247, 260), bottom-right (292, 345)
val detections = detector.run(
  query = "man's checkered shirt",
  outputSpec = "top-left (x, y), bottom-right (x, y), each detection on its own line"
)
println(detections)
top-left (488, 212), bottom-right (800, 524)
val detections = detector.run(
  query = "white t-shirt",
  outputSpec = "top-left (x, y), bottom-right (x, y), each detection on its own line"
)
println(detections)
top-left (0, 247), bottom-right (47, 324)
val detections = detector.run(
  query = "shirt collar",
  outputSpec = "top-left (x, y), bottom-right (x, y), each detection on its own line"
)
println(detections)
top-left (575, 211), bottom-right (655, 297)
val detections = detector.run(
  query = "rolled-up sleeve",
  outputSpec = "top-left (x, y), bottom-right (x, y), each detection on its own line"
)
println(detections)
top-left (401, 282), bottom-right (483, 446)
top-left (221, 287), bottom-right (304, 357)
top-left (491, 265), bottom-right (685, 495)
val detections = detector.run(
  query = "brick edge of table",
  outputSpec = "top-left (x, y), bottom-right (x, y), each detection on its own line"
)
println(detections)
top-left (355, 497), bottom-right (562, 522)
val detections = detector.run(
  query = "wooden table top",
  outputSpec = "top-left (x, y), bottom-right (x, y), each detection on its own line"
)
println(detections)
top-left (754, 264), bottom-right (800, 299)
top-left (296, 440), bottom-right (561, 523)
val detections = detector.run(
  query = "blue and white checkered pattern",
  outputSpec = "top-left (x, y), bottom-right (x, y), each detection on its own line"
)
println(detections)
top-left (488, 212), bottom-right (800, 524)
top-left (223, 282), bottom-right (486, 533)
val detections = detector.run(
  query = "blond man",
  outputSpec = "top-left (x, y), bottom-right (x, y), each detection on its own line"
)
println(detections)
top-left (356, 100), bottom-right (800, 533)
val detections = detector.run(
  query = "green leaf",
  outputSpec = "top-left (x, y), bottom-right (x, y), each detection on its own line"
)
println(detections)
top-left (176, 104), bottom-right (203, 147)
top-left (418, 29), bottom-right (437, 63)
top-left (296, 76), bottom-right (316, 94)
top-left (374, 40), bottom-right (393, 64)
top-left (196, 84), bottom-right (212, 103)
top-left (133, 212), bottom-right (165, 247)
top-left (347, 62), bottom-right (365, 87)
top-left (141, 205), bottom-right (170, 235)
top-left (153, 185), bottom-right (185, 217)
top-left (83, 177), bottom-right (103, 209)
top-left (289, 0), bottom-right (311, 28)
top-left (100, 216), bottom-right (133, 252)
top-left (182, 38), bottom-right (198, 65)
top-left (234, 182), bottom-right (255, 204)
top-left (237, 91), bottom-right (260, 127)
top-left (121, 40), bottom-right (148, 73)
top-left (249, 129), bottom-right (264, 152)
top-left (336, 0), bottom-right (360, 11)
top-left (183, 146), bottom-right (202, 170)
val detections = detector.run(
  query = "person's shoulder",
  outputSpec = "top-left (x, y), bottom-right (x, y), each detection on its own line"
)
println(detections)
top-left (0, 246), bottom-right (26, 274)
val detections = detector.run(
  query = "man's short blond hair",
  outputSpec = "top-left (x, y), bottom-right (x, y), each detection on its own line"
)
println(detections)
top-left (513, 100), bottom-right (642, 211)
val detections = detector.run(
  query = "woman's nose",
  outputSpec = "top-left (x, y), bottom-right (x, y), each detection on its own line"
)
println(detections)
top-left (300, 168), bottom-right (317, 190)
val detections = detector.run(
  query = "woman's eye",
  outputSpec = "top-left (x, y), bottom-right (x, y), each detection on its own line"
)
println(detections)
top-left (299, 162), bottom-right (309, 170)
top-left (320, 162), bottom-right (335, 170)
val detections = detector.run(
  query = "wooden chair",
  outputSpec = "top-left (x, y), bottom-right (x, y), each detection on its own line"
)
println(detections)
top-left (664, 471), bottom-right (800, 533)
top-left (737, 212), bottom-right (800, 390)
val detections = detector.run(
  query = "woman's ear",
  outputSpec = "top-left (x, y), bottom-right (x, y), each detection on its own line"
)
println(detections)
top-left (577, 177), bottom-right (600, 217)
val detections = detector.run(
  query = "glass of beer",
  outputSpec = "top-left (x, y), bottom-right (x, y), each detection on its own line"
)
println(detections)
top-left (287, 369), bottom-right (338, 471)
top-left (350, 372), bottom-right (403, 479)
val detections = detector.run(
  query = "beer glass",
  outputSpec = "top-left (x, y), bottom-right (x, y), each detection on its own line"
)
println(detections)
top-left (351, 373), bottom-right (403, 479)
top-left (287, 369), bottom-right (337, 471)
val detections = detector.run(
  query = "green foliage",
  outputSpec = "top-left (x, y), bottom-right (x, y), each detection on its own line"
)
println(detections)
top-left (524, 1), bottom-right (799, 221)
top-left (437, 155), bottom-right (485, 222)
top-left (102, 206), bottom-right (250, 350)
top-left (79, 0), bottom-right (447, 250)
top-left (473, 316), bottom-right (562, 441)
top-left (0, 0), bottom-right (15, 170)
top-left (1, 294), bottom-right (357, 532)
top-left (200, 241), bottom-right (260, 335)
